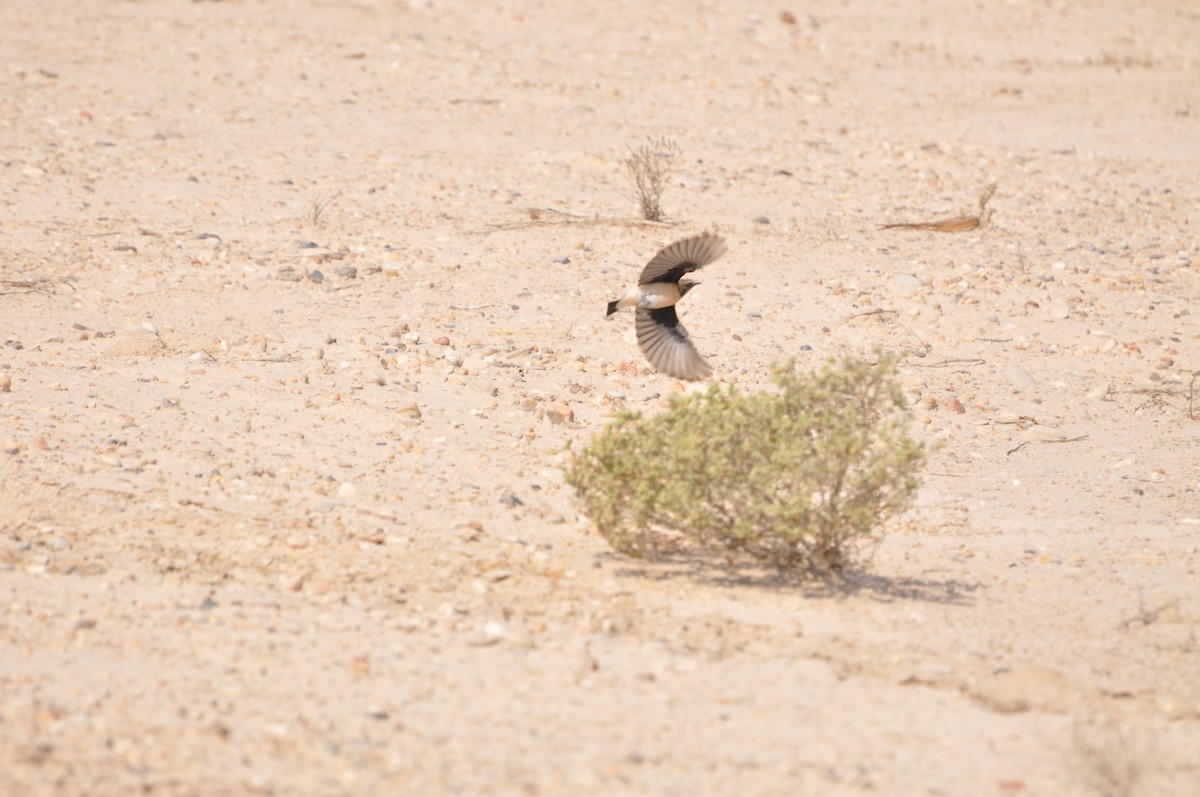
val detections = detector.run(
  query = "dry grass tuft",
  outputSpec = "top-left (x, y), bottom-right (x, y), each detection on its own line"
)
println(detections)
top-left (623, 136), bottom-right (681, 222)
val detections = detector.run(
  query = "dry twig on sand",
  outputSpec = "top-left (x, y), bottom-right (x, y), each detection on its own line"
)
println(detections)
top-left (880, 182), bottom-right (996, 232)
top-left (0, 277), bottom-right (76, 296)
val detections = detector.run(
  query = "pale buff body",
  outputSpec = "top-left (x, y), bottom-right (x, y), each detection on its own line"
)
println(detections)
top-left (613, 282), bottom-right (683, 311)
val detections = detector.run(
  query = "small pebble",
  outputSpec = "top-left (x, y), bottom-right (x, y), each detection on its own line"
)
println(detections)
top-left (753, 215), bottom-right (770, 224)
top-left (0, 374), bottom-right (10, 392)
top-left (1004, 364), bottom-right (1037, 389)
top-left (444, 350), bottom-right (463, 366)
top-left (947, 398), bottom-right (966, 414)
top-left (545, 402), bottom-right (574, 424)
top-left (1022, 425), bottom-right (1068, 442)
top-left (552, 256), bottom-right (570, 265)
top-left (483, 620), bottom-right (507, 642)
top-left (500, 495), bottom-right (524, 507)
top-left (333, 265), bottom-right (357, 279)
top-left (307, 270), bottom-right (324, 282)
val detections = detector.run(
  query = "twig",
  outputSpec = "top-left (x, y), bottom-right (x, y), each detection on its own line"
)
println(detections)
top-left (879, 182), bottom-right (997, 232)
top-left (847, 308), bottom-right (897, 320)
top-left (485, 214), bottom-right (675, 232)
top-left (1189, 372), bottom-right (1198, 421)
top-left (67, 231), bottom-right (124, 240)
top-left (1120, 593), bottom-right (1178, 629)
top-left (0, 278), bottom-right (76, 296)
top-left (905, 358), bottom-right (986, 369)
top-left (1006, 434), bottom-right (1088, 457)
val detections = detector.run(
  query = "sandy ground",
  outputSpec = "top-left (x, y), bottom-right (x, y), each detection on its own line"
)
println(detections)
top-left (2, 1), bottom-right (1199, 794)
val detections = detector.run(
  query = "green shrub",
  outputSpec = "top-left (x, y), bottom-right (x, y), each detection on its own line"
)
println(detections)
top-left (565, 352), bottom-right (926, 574)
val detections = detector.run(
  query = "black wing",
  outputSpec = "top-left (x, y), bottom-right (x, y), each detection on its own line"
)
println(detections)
top-left (635, 306), bottom-right (712, 381)
top-left (637, 232), bottom-right (727, 286)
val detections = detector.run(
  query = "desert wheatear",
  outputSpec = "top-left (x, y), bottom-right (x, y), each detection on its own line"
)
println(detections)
top-left (606, 232), bottom-right (727, 381)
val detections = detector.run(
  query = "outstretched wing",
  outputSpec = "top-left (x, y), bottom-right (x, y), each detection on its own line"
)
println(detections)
top-left (638, 232), bottom-right (727, 286)
top-left (635, 306), bottom-right (712, 381)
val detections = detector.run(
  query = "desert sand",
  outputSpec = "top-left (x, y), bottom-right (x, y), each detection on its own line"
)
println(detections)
top-left (2, 1), bottom-right (1198, 794)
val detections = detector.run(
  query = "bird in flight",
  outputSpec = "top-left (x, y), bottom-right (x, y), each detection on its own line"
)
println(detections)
top-left (606, 232), bottom-right (727, 381)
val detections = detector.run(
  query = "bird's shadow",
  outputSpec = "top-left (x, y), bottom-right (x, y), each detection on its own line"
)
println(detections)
top-left (602, 550), bottom-right (976, 606)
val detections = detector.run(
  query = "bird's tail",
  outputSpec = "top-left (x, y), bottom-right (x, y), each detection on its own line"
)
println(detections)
top-left (606, 300), bottom-right (619, 317)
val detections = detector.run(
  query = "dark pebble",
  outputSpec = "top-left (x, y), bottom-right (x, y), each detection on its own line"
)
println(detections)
top-left (333, 265), bottom-right (358, 279)
top-left (307, 270), bottom-right (324, 282)
top-left (753, 216), bottom-right (770, 224)
top-left (500, 495), bottom-right (524, 507)
top-left (552, 256), bottom-right (570, 265)
top-left (298, 241), bottom-right (320, 249)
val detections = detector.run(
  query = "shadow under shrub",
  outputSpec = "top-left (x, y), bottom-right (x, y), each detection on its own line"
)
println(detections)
top-left (565, 353), bottom-right (926, 574)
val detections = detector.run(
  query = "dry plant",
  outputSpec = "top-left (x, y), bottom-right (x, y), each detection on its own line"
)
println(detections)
top-left (1071, 721), bottom-right (1148, 797)
top-left (881, 181), bottom-right (997, 232)
top-left (565, 352), bottom-right (926, 574)
top-left (306, 193), bottom-right (338, 227)
top-left (623, 136), bottom-right (681, 222)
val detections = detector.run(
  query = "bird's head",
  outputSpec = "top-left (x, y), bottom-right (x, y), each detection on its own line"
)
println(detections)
top-left (679, 279), bottom-right (700, 296)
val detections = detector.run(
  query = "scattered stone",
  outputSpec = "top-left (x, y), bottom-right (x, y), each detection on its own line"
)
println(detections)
top-left (307, 270), bottom-right (324, 283)
top-left (947, 398), bottom-right (966, 414)
top-left (1086, 383), bottom-right (1111, 399)
top-left (753, 215), bottom-right (770, 224)
top-left (336, 482), bottom-right (356, 498)
top-left (500, 494), bottom-right (524, 507)
top-left (444, 350), bottom-right (463, 366)
top-left (483, 620), bottom-right (507, 642)
top-left (333, 265), bottom-right (357, 279)
top-left (1021, 425), bottom-right (1068, 442)
top-left (0, 373), bottom-right (10, 392)
top-left (397, 402), bottom-right (422, 419)
top-left (433, 336), bottom-right (450, 346)
top-left (278, 572), bottom-right (305, 592)
top-left (1003, 364), bottom-right (1037, 389)
top-left (552, 255), bottom-right (570, 265)
top-left (545, 402), bottom-right (574, 424)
